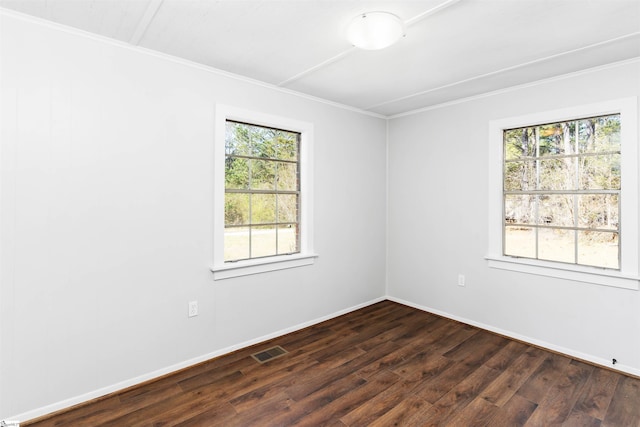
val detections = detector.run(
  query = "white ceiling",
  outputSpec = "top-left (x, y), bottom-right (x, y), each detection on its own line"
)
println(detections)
top-left (2, 0), bottom-right (639, 116)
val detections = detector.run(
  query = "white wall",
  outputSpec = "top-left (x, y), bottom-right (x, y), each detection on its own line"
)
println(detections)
top-left (3, 8), bottom-right (639, 422)
top-left (0, 13), bottom-right (387, 419)
top-left (388, 61), bottom-right (640, 375)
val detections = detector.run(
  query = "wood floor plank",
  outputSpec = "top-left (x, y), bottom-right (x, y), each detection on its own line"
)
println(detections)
top-left (220, 392), bottom-right (293, 427)
top-left (602, 375), bottom-right (640, 427)
top-left (483, 339), bottom-right (529, 371)
top-left (415, 365), bottom-right (503, 425)
top-left (488, 394), bottom-right (538, 426)
top-left (391, 315), bottom-right (451, 348)
top-left (367, 395), bottom-right (432, 427)
top-left (293, 370), bottom-right (400, 426)
top-left (308, 317), bottom-right (403, 363)
top-left (229, 358), bottom-right (319, 413)
top-left (23, 300), bottom-right (640, 427)
top-left (350, 304), bottom-right (418, 334)
top-left (516, 352), bottom-right (572, 404)
top-left (573, 366), bottom-right (621, 421)
top-left (356, 323), bottom-right (409, 352)
top-left (563, 409), bottom-right (603, 427)
top-left (480, 346), bottom-right (547, 407)
top-left (170, 400), bottom-right (237, 427)
top-left (269, 325), bottom-right (336, 353)
top-left (417, 334), bottom-right (508, 403)
top-left (268, 327), bottom-right (365, 370)
top-left (339, 377), bottom-right (420, 426)
top-left (445, 396), bottom-right (500, 427)
top-left (174, 357), bottom-right (253, 393)
top-left (442, 329), bottom-right (509, 361)
top-left (524, 360), bottom-right (594, 426)
top-left (286, 340), bottom-right (399, 401)
top-left (328, 302), bottom-right (405, 334)
top-left (385, 322), bottom-right (478, 382)
top-left (266, 373), bottom-right (369, 426)
top-left (390, 352), bottom-right (455, 383)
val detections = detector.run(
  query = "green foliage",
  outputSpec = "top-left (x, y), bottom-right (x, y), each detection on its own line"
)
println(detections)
top-left (225, 193), bottom-right (248, 226)
top-left (225, 157), bottom-right (249, 189)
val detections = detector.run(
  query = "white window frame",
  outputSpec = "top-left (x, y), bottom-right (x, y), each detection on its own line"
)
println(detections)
top-left (487, 97), bottom-right (639, 290)
top-left (211, 105), bottom-right (316, 280)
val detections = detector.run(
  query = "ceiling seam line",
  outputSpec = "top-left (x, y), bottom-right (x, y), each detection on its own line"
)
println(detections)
top-left (277, 48), bottom-right (356, 87)
top-left (129, 0), bottom-right (164, 46)
top-left (388, 57), bottom-right (640, 120)
top-left (365, 31), bottom-right (640, 111)
top-left (404, 0), bottom-right (462, 26)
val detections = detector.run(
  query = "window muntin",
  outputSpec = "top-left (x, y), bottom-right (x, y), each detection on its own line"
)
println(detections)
top-left (503, 114), bottom-right (621, 269)
top-left (224, 120), bottom-right (301, 262)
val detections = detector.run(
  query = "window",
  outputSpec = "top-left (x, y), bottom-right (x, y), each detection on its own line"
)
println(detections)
top-left (487, 98), bottom-right (639, 290)
top-left (224, 120), bottom-right (301, 261)
top-left (503, 114), bottom-right (620, 269)
top-left (212, 105), bottom-right (316, 280)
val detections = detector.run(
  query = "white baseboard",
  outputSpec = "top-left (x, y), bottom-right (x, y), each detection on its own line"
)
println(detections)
top-left (9, 296), bottom-right (386, 423)
top-left (386, 295), bottom-right (640, 378)
top-left (15, 293), bottom-right (635, 423)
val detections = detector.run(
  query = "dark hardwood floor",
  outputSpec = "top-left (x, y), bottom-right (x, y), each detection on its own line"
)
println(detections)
top-left (25, 300), bottom-right (640, 426)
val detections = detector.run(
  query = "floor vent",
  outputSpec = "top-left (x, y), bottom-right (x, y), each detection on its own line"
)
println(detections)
top-left (251, 345), bottom-right (288, 363)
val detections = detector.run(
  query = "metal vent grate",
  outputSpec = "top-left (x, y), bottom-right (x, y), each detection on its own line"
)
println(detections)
top-left (251, 345), bottom-right (288, 363)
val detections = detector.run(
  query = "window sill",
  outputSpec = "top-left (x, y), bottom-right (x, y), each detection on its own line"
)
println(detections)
top-left (485, 255), bottom-right (639, 291)
top-left (211, 253), bottom-right (318, 280)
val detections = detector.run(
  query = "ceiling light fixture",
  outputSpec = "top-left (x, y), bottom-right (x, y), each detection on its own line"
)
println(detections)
top-left (347, 11), bottom-right (405, 50)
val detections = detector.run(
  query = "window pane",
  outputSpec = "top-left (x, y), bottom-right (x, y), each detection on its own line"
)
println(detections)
top-left (504, 160), bottom-right (535, 191)
top-left (538, 228), bottom-right (575, 264)
top-left (578, 194), bottom-right (618, 230)
top-left (578, 115), bottom-right (620, 153)
top-left (505, 194), bottom-right (536, 225)
top-left (225, 122), bottom-right (251, 156)
top-left (276, 162), bottom-right (298, 191)
top-left (504, 226), bottom-right (535, 258)
top-left (577, 231), bottom-right (618, 269)
top-left (250, 125), bottom-right (277, 159)
top-left (224, 227), bottom-right (249, 261)
top-left (277, 131), bottom-right (298, 161)
top-left (538, 194), bottom-right (574, 227)
top-left (504, 128), bottom-right (536, 160)
top-left (593, 115), bottom-right (621, 152)
top-left (225, 157), bottom-right (249, 189)
top-left (538, 121), bottom-right (576, 156)
top-left (250, 159), bottom-right (276, 190)
top-left (277, 194), bottom-right (298, 223)
top-left (251, 194), bottom-right (276, 224)
top-left (251, 225), bottom-right (276, 258)
top-left (225, 193), bottom-right (249, 226)
top-left (277, 225), bottom-right (299, 255)
top-left (539, 158), bottom-right (576, 190)
top-left (579, 154), bottom-right (620, 190)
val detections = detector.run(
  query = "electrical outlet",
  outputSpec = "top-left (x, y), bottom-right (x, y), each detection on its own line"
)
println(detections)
top-left (458, 274), bottom-right (465, 287)
top-left (188, 301), bottom-right (198, 317)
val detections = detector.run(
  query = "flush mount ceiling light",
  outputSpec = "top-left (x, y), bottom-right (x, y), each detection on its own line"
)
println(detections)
top-left (347, 11), bottom-right (405, 50)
